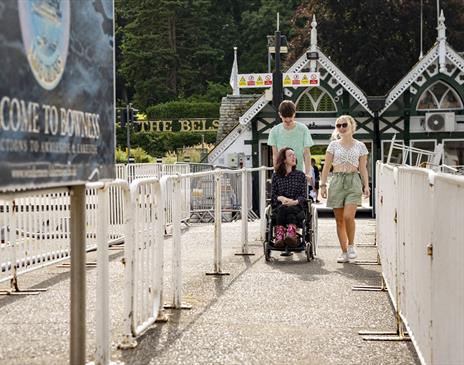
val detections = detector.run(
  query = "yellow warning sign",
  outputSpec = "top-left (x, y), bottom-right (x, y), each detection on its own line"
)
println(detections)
top-left (283, 72), bottom-right (320, 87)
top-left (237, 73), bottom-right (272, 88)
top-left (301, 74), bottom-right (309, 85)
top-left (283, 75), bottom-right (292, 86)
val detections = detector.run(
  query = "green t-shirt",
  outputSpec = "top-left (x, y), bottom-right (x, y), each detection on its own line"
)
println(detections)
top-left (267, 122), bottom-right (314, 172)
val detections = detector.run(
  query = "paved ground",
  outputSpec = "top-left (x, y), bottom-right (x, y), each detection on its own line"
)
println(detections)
top-left (0, 217), bottom-right (420, 365)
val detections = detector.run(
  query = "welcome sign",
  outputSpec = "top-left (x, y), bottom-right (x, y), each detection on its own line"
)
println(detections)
top-left (0, 0), bottom-right (115, 191)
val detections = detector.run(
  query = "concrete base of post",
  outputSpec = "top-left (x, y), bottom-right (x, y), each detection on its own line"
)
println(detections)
top-left (155, 310), bottom-right (170, 323)
top-left (163, 303), bottom-right (192, 310)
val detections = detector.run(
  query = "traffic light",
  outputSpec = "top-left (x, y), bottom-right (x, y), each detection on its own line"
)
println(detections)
top-left (128, 107), bottom-right (134, 124)
top-left (120, 110), bottom-right (127, 128)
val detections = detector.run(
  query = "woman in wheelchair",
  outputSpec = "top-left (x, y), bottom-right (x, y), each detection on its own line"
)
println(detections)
top-left (271, 147), bottom-right (307, 248)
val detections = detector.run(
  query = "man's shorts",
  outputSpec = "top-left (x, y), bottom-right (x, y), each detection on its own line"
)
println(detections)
top-left (326, 172), bottom-right (363, 208)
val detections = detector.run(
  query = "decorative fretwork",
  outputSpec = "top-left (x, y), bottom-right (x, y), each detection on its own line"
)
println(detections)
top-left (416, 81), bottom-right (463, 110)
top-left (380, 45), bottom-right (438, 115)
top-left (296, 87), bottom-right (336, 112)
top-left (238, 96), bottom-right (269, 126)
top-left (318, 51), bottom-right (372, 116)
top-left (287, 52), bottom-right (310, 73)
top-left (296, 93), bottom-right (314, 111)
top-left (446, 46), bottom-right (464, 73)
top-left (455, 72), bottom-right (464, 86)
top-left (208, 123), bottom-right (251, 163)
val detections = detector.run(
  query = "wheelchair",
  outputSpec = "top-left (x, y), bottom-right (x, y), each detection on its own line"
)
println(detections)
top-left (263, 199), bottom-right (317, 262)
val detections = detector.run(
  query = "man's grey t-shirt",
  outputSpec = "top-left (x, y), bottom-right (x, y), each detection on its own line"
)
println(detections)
top-left (267, 122), bottom-right (314, 172)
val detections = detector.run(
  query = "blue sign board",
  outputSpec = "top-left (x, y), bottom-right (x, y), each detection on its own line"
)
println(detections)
top-left (0, 0), bottom-right (115, 191)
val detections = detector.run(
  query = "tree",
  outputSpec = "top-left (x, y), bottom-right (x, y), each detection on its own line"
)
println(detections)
top-left (287, 0), bottom-right (464, 95)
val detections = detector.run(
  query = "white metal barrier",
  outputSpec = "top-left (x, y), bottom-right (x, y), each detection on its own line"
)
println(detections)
top-left (0, 181), bottom-right (127, 292)
top-left (121, 177), bottom-right (164, 347)
top-left (376, 162), bottom-right (464, 365)
top-left (116, 163), bottom-right (191, 227)
top-left (159, 167), bottom-right (269, 310)
top-left (376, 164), bottom-right (399, 309)
top-left (87, 180), bottom-right (130, 365)
top-left (0, 187), bottom-right (71, 291)
top-left (431, 173), bottom-right (464, 365)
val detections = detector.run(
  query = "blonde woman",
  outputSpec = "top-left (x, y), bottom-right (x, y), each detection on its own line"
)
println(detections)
top-left (320, 115), bottom-right (370, 263)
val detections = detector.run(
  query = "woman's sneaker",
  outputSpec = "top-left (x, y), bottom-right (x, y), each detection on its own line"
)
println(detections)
top-left (347, 245), bottom-right (357, 260)
top-left (274, 225), bottom-right (286, 248)
top-left (337, 252), bottom-right (349, 263)
top-left (285, 224), bottom-right (298, 247)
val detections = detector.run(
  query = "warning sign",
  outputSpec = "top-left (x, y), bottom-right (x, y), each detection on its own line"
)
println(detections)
top-left (238, 73), bottom-right (273, 88)
top-left (283, 72), bottom-right (320, 87)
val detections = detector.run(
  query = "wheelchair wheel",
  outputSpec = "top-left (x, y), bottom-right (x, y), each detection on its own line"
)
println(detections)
top-left (305, 243), bottom-right (312, 262)
top-left (263, 241), bottom-right (271, 261)
top-left (311, 206), bottom-right (318, 257)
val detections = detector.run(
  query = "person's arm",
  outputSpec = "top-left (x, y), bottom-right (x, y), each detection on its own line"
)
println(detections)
top-left (320, 151), bottom-right (334, 198)
top-left (272, 146), bottom-right (278, 169)
top-left (359, 155), bottom-right (370, 197)
top-left (271, 174), bottom-right (279, 207)
top-left (304, 147), bottom-right (312, 183)
top-left (295, 173), bottom-right (308, 206)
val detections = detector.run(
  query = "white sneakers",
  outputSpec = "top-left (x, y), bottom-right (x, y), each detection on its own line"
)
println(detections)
top-left (347, 244), bottom-right (357, 260)
top-left (337, 252), bottom-right (349, 263)
top-left (337, 245), bottom-right (357, 263)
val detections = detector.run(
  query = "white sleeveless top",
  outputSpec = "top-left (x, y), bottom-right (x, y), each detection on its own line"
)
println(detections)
top-left (326, 139), bottom-right (368, 168)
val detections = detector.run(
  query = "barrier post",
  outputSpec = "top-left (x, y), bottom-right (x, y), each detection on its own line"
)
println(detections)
top-left (259, 167), bottom-right (267, 241)
top-left (236, 169), bottom-right (254, 256)
top-left (164, 176), bottom-right (191, 310)
top-left (70, 185), bottom-right (86, 365)
top-left (94, 185), bottom-right (111, 365)
top-left (206, 172), bottom-right (229, 276)
top-left (119, 183), bottom-right (137, 349)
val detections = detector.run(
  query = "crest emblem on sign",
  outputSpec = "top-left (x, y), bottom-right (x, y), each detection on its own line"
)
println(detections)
top-left (18, 0), bottom-right (71, 90)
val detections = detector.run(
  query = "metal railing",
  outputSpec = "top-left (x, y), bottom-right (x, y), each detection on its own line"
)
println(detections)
top-left (0, 180), bottom-right (127, 291)
top-left (376, 162), bottom-right (464, 365)
top-left (0, 165), bottom-right (271, 363)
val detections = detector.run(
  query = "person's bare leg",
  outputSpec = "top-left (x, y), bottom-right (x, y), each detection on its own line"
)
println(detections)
top-left (333, 208), bottom-right (348, 252)
top-left (343, 204), bottom-right (357, 245)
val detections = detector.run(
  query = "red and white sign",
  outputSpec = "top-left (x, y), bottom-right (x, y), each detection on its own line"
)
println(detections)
top-left (238, 73), bottom-right (273, 88)
top-left (283, 72), bottom-right (320, 87)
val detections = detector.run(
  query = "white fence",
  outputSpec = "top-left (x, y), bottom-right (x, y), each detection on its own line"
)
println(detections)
top-left (0, 181), bottom-right (127, 290)
top-left (376, 162), bottom-right (464, 365)
top-left (0, 165), bottom-right (270, 363)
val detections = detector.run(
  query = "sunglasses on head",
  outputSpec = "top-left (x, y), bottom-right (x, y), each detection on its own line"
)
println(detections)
top-left (336, 123), bottom-right (348, 128)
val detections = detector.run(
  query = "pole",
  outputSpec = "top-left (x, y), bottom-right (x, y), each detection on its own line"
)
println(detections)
top-left (95, 185), bottom-right (110, 365)
top-left (70, 185), bottom-right (86, 365)
top-left (272, 28), bottom-right (283, 121)
top-left (436, 0), bottom-right (440, 26)
top-left (126, 103), bottom-right (131, 163)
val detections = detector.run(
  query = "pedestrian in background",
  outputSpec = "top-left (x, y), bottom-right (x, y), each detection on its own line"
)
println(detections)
top-left (320, 115), bottom-right (370, 263)
top-left (311, 158), bottom-right (320, 203)
top-left (267, 100), bottom-right (314, 183)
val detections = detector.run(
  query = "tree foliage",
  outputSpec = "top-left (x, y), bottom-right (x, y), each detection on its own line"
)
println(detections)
top-left (287, 0), bottom-right (464, 95)
top-left (116, 0), bottom-right (464, 107)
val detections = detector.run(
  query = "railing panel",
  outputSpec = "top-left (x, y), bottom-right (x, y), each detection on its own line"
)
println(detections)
top-left (431, 174), bottom-right (464, 365)
top-left (397, 167), bottom-right (433, 365)
top-left (375, 163), bottom-right (398, 307)
top-left (126, 178), bottom-right (164, 337)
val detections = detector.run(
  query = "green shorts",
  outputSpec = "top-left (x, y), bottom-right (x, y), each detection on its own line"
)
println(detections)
top-left (326, 172), bottom-right (363, 208)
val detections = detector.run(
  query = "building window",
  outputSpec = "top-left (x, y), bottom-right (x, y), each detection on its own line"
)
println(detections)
top-left (417, 81), bottom-right (463, 110)
top-left (296, 87), bottom-right (336, 112)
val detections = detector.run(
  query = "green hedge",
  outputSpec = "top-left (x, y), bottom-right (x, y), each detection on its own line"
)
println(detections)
top-left (146, 100), bottom-right (220, 119)
top-left (116, 125), bottom-right (216, 158)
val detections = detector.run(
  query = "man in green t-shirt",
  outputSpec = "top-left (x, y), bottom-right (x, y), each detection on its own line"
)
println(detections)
top-left (267, 100), bottom-right (314, 182)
